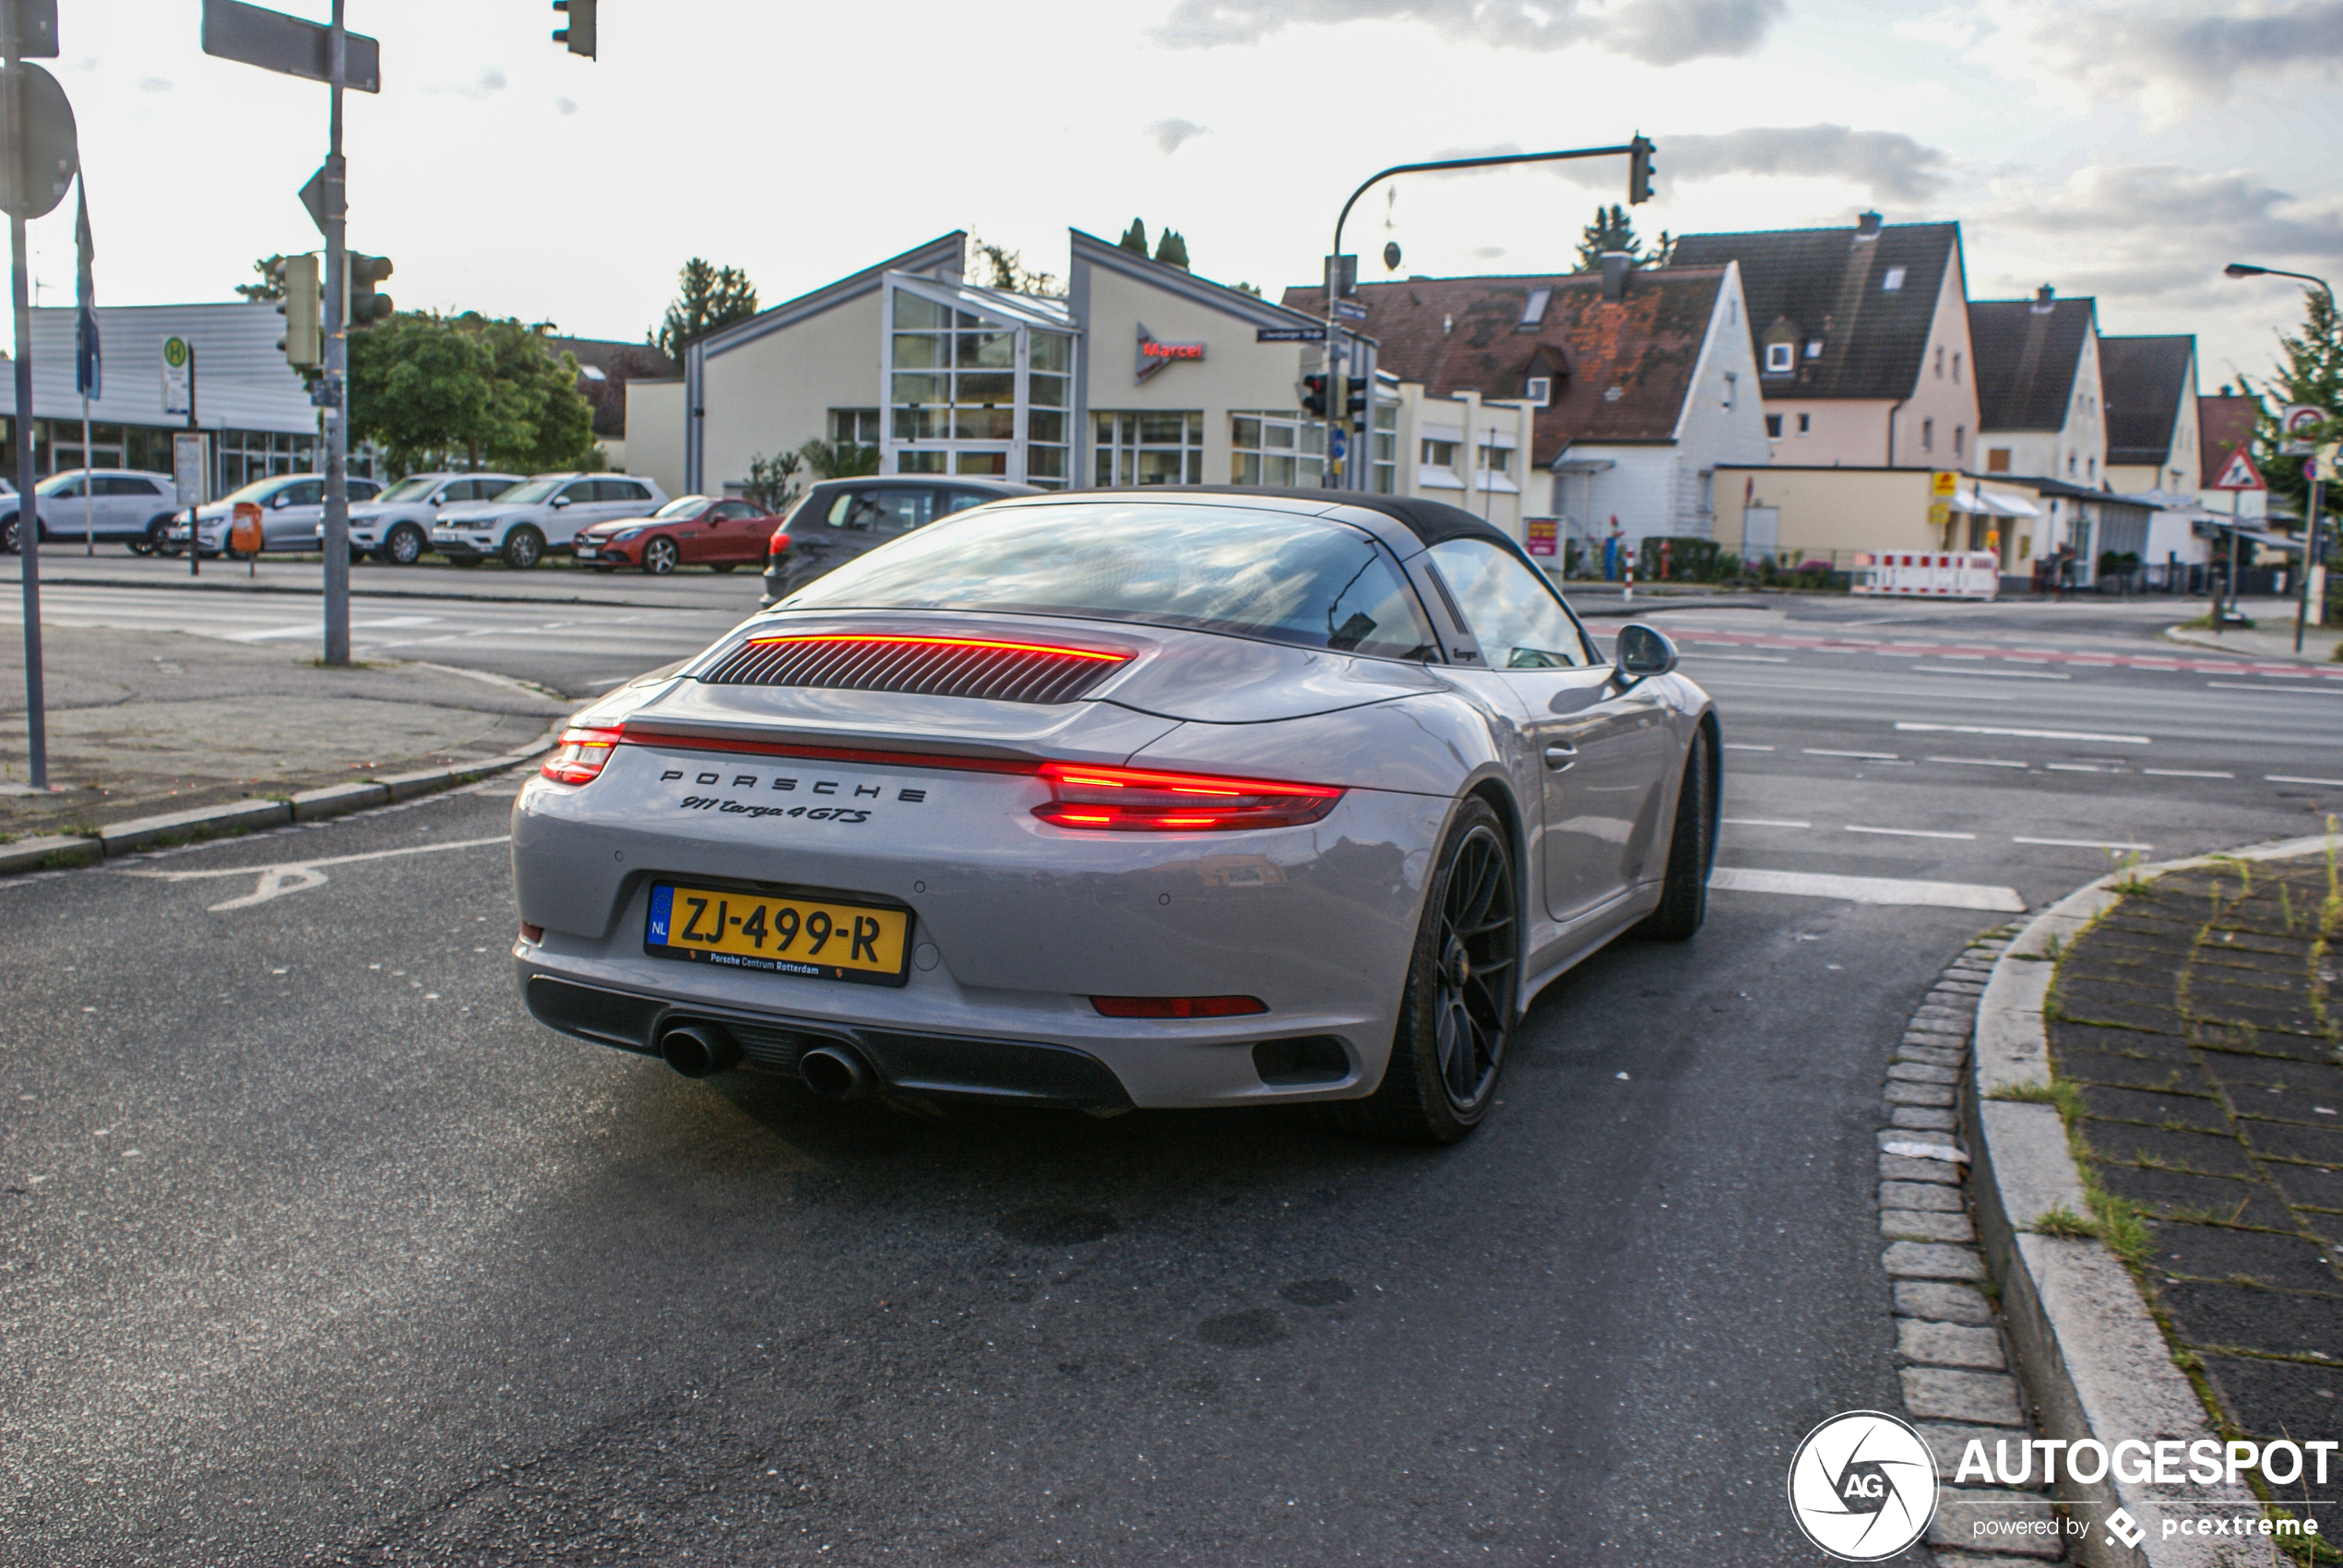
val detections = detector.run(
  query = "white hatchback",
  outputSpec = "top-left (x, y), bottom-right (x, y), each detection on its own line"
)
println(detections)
top-left (431, 473), bottom-right (669, 569)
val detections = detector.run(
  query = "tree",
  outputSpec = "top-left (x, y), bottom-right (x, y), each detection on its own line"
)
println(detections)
top-left (468, 315), bottom-right (603, 473)
top-left (969, 236), bottom-right (1060, 296)
top-left (347, 311), bottom-right (602, 476)
top-left (234, 255), bottom-right (286, 302)
top-left (797, 437), bottom-right (880, 481)
top-left (2243, 289), bottom-right (2343, 521)
top-left (1118, 219), bottom-right (1148, 256)
top-left (1153, 229), bottom-right (1190, 270)
top-left (743, 449), bottom-right (803, 515)
top-left (656, 258), bottom-right (758, 359)
top-left (1231, 281), bottom-right (1263, 297)
top-left (1576, 205), bottom-right (1646, 271)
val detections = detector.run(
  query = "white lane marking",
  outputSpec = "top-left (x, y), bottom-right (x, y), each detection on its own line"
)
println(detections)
top-left (223, 613), bottom-right (443, 643)
top-left (2143, 768), bottom-right (2234, 778)
top-left (1683, 652), bottom-right (1790, 663)
top-left (1925, 755), bottom-right (2028, 768)
top-left (1722, 817), bottom-right (1812, 827)
top-left (1894, 722), bottom-right (2151, 744)
top-left (2207, 681), bottom-right (2343, 695)
top-left (2014, 836), bottom-right (2154, 851)
top-left (1929, 654), bottom-right (1985, 660)
top-left (1805, 748), bottom-right (1899, 760)
top-left (2043, 763), bottom-right (2104, 773)
top-left (2267, 776), bottom-right (2343, 788)
top-left (1688, 677), bottom-right (2016, 702)
top-left (117, 834), bottom-right (511, 910)
top-left (1722, 742), bottom-right (1775, 752)
top-left (1912, 665), bottom-right (2071, 681)
top-left (1845, 825), bottom-right (1977, 840)
top-left (1708, 866), bottom-right (2025, 912)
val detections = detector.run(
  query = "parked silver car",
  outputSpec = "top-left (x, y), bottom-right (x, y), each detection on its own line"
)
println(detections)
top-left (511, 490), bottom-right (1718, 1145)
top-left (163, 473), bottom-right (386, 557)
top-left (430, 472), bottom-right (669, 569)
top-left (339, 470), bottom-right (524, 564)
top-left (0, 469), bottom-right (179, 555)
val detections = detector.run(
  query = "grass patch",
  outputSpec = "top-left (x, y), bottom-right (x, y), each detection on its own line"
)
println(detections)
top-left (2083, 1181), bottom-right (2153, 1267)
top-left (1987, 1079), bottom-right (2086, 1123)
top-left (2031, 1204), bottom-right (2099, 1239)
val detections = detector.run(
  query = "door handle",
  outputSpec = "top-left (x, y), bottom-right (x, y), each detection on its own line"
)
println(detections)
top-left (1543, 743), bottom-right (1578, 772)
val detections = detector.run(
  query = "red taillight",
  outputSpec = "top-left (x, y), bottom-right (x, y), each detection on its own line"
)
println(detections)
top-left (767, 528), bottom-right (790, 554)
top-left (541, 726), bottom-right (624, 785)
top-left (1032, 761), bottom-right (1343, 832)
top-left (1092, 995), bottom-right (1267, 1018)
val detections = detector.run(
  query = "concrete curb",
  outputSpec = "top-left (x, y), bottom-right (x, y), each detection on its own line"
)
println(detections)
top-left (1966, 833), bottom-right (2337, 1568)
top-left (2159, 623), bottom-right (2338, 665)
top-left (0, 716), bottom-right (572, 877)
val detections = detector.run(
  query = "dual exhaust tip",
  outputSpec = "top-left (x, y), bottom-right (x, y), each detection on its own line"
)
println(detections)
top-left (654, 1021), bottom-right (874, 1100)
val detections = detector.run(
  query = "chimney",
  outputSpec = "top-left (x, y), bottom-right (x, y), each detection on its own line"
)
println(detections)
top-left (1600, 250), bottom-right (1632, 301)
top-left (2033, 283), bottom-right (2055, 314)
top-left (1854, 211), bottom-right (1883, 239)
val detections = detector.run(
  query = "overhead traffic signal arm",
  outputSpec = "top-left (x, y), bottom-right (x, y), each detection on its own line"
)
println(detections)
top-left (553, 0), bottom-right (596, 57)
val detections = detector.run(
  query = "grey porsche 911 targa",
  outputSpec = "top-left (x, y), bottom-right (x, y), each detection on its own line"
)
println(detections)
top-left (510, 487), bottom-right (1719, 1143)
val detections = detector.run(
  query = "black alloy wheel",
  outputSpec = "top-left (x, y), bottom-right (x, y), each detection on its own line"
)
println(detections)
top-left (642, 536), bottom-right (678, 575)
top-left (382, 522), bottom-right (425, 564)
top-left (130, 518), bottom-right (169, 557)
top-left (0, 513), bottom-right (16, 554)
top-left (1332, 795), bottom-right (1517, 1144)
top-left (501, 526), bottom-right (544, 571)
top-left (1635, 726), bottom-right (1716, 942)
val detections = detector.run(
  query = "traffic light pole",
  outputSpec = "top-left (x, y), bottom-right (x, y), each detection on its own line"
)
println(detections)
top-left (1322, 139), bottom-right (1649, 492)
top-left (6, 8), bottom-right (44, 789)
top-left (319, 0), bottom-right (350, 665)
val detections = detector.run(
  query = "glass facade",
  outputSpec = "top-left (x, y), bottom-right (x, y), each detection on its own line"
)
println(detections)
top-left (1093, 410), bottom-right (1203, 486)
top-left (0, 417), bottom-right (318, 493)
top-left (881, 279), bottom-right (1076, 489)
top-left (1231, 411), bottom-right (1323, 487)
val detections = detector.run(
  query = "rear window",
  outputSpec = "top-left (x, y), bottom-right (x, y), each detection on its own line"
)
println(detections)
top-left (780, 501), bottom-right (1440, 660)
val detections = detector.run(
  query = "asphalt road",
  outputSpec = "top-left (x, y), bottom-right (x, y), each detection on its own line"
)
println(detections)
top-left (2, 588), bottom-right (2336, 1565)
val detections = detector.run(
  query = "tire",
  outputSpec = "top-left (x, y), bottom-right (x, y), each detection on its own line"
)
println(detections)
top-left (1328, 796), bottom-right (1517, 1145)
top-left (382, 522), bottom-right (425, 565)
top-left (130, 518), bottom-right (169, 557)
top-left (1635, 723), bottom-right (1717, 942)
top-left (709, 561), bottom-right (736, 575)
top-left (642, 537), bottom-right (678, 575)
top-left (0, 514), bottom-right (16, 554)
top-left (501, 526), bottom-right (543, 570)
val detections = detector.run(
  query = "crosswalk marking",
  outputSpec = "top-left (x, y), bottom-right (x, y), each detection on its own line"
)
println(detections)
top-left (1708, 866), bottom-right (2026, 911)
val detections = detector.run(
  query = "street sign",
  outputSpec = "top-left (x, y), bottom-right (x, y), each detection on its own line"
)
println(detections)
top-left (297, 164), bottom-right (334, 235)
top-left (1334, 300), bottom-right (1368, 322)
top-left (201, 0), bottom-right (380, 92)
top-left (2281, 404), bottom-right (2329, 456)
top-left (2209, 445), bottom-right (2266, 492)
top-left (1256, 327), bottom-right (1325, 342)
top-left (1525, 517), bottom-right (1558, 557)
top-left (1931, 470), bottom-right (1958, 497)
top-left (172, 432), bottom-right (208, 506)
top-left (161, 335), bottom-right (192, 416)
top-left (0, 62), bottom-right (77, 220)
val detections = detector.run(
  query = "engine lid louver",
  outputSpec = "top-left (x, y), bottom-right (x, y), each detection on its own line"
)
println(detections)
top-left (699, 633), bottom-right (1133, 706)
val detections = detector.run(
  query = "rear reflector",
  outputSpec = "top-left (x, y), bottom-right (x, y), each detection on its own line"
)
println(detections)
top-left (1032, 761), bottom-right (1342, 832)
top-left (1092, 995), bottom-right (1267, 1018)
top-left (541, 726), bottom-right (624, 785)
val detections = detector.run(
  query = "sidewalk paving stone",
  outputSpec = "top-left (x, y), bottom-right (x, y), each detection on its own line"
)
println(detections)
top-left (1900, 1366), bottom-right (2024, 1424)
top-left (1894, 1281), bottom-right (1996, 1324)
top-left (1897, 1320), bottom-right (2003, 1369)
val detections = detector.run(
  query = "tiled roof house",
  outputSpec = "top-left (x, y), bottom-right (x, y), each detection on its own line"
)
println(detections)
top-left (1968, 287), bottom-right (2107, 486)
top-left (1284, 255), bottom-right (1769, 546)
top-left (2099, 335), bottom-right (2199, 494)
top-left (1671, 215), bottom-right (1979, 472)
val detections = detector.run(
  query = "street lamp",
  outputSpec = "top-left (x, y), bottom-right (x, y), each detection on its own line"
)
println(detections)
top-left (2224, 262), bottom-right (2338, 648)
top-left (2224, 261), bottom-right (2335, 303)
top-left (1320, 137), bottom-right (1655, 488)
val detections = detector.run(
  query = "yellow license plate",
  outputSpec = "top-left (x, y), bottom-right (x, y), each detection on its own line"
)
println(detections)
top-left (647, 882), bottom-right (911, 986)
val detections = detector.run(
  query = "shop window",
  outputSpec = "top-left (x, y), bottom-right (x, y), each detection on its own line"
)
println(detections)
top-left (1094, 410), bottom-right (1203, 486)
top-left (1765, 342), bottom-right (1794, 373)
top-left (1231, 412), bottom-right (1323, 487)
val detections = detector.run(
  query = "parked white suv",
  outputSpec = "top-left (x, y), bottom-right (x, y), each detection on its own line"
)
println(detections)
top-left (339, 471), bottom-right (523, 564)
top-left (0, 469), bottom-right (178, 555)
top-left (430, 473), bottom-right (668, 569)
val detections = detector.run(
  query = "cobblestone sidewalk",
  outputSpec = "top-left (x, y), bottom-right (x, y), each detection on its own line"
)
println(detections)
top-left (2048, 847), bottom-right (2343, 1543)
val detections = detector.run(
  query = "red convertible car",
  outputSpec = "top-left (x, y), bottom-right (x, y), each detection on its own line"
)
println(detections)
top-left (574, 495), bottom-right (780, 574)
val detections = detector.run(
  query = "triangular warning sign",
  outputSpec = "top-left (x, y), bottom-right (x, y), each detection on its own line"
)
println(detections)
top-left (2210, 445), bottom-right (2266, 492)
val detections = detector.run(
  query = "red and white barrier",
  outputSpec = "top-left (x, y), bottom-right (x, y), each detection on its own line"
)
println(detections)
top-left (1851, 552), bottom-right (2000, 600)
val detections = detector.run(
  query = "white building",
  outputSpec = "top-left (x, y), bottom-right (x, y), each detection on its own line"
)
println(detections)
top-left (1969, 287), bottom-right (2108, 488)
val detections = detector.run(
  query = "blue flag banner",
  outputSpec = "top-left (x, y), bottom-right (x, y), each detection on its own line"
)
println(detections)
top-left (73, 177), bottom-right (98, 399)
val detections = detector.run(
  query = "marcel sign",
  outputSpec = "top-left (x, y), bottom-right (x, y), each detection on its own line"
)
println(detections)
top-left (1135, 322), bottom-right (1204, 384)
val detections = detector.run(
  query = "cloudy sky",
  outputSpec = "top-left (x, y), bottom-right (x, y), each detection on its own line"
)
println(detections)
top-left (37, 0), bottom-right (2343, 394)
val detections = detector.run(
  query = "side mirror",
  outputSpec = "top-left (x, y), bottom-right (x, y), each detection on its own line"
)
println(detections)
top-left (270, 493), bottom-right (291, 509)
top-left (1613, 623), bottom-right (1680, 681)
top-left (550, 495), bottom-right (570, 508)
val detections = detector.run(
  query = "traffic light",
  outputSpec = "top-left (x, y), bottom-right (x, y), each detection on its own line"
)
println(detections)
top-left (1628, 135), bottom-right (1656, 205)
top-left (348, 253), bottom-right (394, 326)
top-left (273, 253), bottom-right (321, 367)
top-left (553, 0), bottom-right (596, 57)
top-left (1300, 374), bottom-right (1328, 419)
top-left (1346, 381), bottom-right (1371, 428)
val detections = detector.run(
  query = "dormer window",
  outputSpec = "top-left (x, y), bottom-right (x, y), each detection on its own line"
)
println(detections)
top-left (1525, 375), bottom-right (1551, 407)
top-left (1766, 342), bottom-right (1795, 373)
top-left (1883, 267), bottom-right (1907, 291)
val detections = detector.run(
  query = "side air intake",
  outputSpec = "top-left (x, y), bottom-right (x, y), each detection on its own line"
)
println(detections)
top-left (699, 634), bottom-right (1131, 706)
